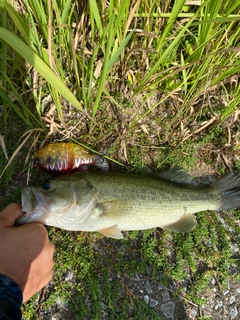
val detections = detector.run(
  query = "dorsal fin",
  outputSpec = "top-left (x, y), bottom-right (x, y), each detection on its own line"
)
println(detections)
top-left (157, 167), bottom-right (197, 187)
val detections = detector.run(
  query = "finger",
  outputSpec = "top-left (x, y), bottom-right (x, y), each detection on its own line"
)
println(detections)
top-left (0, 203), bottom-right (25, 227)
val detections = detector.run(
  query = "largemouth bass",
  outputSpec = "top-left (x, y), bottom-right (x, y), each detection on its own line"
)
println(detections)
top-left (18, 168), bottom-right (240, 239)
top-left (34, 142), bottom-right (108, 173)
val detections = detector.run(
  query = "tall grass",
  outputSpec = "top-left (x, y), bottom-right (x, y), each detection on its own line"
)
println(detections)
top-left (0, 0), bottom-right (239, 128)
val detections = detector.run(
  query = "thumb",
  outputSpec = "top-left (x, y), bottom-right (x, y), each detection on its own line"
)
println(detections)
top-left (0, 203), bottom-right (24, 227)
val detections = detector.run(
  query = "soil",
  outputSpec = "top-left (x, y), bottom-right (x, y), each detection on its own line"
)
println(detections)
top-left (29, 240), bottom-right (240, 320)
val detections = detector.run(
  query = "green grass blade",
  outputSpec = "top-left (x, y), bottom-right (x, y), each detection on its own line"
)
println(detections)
top-left (156, 0), bottom-right (186, 52)
top-left (221, 93), bottom-right (240, 122)
top-left (0, 85), bottom-right (38, 126)
top-left (1, 5), bottom-right (7, 126)
top-left (180, 52), bottom-right (188, 95)
top-left (3, 0), bottom-right (33, 46)
top-left (107, 30), bottom-right (134, 71)
top-left (91, 19), bottom-right (114, 118)
top-left (135, 12), bottom-right (200, 92)
top-left (89, 0), bottom-right (103, 37)
top-left (192, 15), bottom-right (240, 25)
top-left (24, 0), bottom-right (48, 41)
top-left (0, 27), bottom-right (83, 112)
top-left (60, 0), bottom-right (74, 25)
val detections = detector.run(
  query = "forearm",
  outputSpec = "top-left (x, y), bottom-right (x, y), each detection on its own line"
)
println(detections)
top-left (0, 273), bottom-right (23, 320)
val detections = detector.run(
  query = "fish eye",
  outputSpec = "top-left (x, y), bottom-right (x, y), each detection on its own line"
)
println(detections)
top-left (46, 156), bottom-right (52, 164)
top-left (42, 180), bottom-right (51, 190)
top-left (34, 157), bottom-right (39, 164)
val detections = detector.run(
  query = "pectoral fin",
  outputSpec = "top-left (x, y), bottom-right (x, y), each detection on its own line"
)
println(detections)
top-left (164, 214), bottom-right (197, 232)
top-left (98, 224), bottom-right (124, 239)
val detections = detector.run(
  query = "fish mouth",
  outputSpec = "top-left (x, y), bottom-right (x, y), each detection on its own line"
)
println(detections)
top-left (19, 186), bottom-right (49, 224)
top-left (21, 186), bottom-right (36, 213)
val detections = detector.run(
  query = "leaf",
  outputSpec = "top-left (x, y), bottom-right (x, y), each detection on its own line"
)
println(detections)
top-left (0, 27), bottom-right (83, 112)
top-left (107, 30), bottom-right (134, 71)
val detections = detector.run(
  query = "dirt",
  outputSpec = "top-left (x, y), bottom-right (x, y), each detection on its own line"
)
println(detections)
top-left (29, 239), bottom-right (240, 320)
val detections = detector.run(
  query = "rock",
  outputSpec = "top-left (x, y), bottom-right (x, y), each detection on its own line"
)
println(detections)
top-left (230, 243), bottom-right (239, 253)
top-left (64, 271), bottom-right (73, 281)
top-left (144, 295), bottom-right (149, 305)
top-left (229, 296), bottom-right (236, 304)
top-left (150, 298), bottom-right (159, 308)
top-left (135, 273), bottom-right (140, 280)
top-left (161, 301), bottom-right (175, 318)
top-left (100, 302), bottom-right (107, 310)
top-left (158, 284), bottom-right (164, 291)
top-left (145, 280), bottom-right (153, 294)
top-left (50, 314), bottom-right (61, 320)
top-left (169, 283), bottom-right (176, 292)
top-left (162, 290), bottom-right (170, 302)
top-left (230, 307), bottom-right (238, 319)
top-left (189, 308), bottom-right (198, 318)
top-left (57, 297), bottom-right (68, 309)
top-left (214, 300), bottom-right (223, 310)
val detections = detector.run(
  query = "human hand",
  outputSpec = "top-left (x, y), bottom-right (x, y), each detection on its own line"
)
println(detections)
top-left (0, 203), bottom-right (55, 302)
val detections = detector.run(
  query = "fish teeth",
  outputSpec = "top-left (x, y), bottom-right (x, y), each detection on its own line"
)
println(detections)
top-left (57, 161), bottom-right (63, 171)
top-left (50, 164), bottom-right (55, 171)
top-left (75, 157), bottom-right (82, 168)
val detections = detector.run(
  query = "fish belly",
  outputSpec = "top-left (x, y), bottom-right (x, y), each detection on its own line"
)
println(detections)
top-left (76, 194), bottom-right (218, 232)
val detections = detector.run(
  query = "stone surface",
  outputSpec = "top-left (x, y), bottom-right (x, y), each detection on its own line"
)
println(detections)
top-left (144, 295), bottom-right (149, 305)
top-left (149, 298), bottom-right (159, 308)
top-left (230, 307), bottom-right (238, 319)
top-left (161, 301), bottom-right (175, 318)
top-left (145, 280), bottom-right (153, 294)
top-left (162, 290), bottom-right (170, 302)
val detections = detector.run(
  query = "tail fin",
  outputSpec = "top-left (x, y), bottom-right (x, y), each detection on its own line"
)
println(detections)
top-left (95, 155), bottom-right (109, 172)
top-left (214, 172), bottom-right (240, 210)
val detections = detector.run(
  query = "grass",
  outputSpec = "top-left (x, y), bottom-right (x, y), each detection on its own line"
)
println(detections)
top-left (0, 0), bottom-right (240, 319)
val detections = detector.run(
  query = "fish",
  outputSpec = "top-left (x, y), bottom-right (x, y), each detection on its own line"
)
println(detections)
top-left (34, 142), bottom-right (108, 173)
top-left (17, 167), bottom-right (240, 239)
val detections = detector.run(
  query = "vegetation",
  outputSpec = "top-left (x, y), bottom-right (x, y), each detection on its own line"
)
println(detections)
top-left (0, 0), bottom-right (240, 319)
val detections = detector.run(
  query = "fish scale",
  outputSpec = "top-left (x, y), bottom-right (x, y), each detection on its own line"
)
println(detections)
top-left (80, 173), bottom-right (218, 230)
top-left (18, 168), bottom-right (240, 239)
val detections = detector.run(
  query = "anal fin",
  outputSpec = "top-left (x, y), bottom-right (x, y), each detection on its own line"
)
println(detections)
top-left (98, 224), bottom-right (123, 239)
top-left (164, 214), bottom-right (197, 233)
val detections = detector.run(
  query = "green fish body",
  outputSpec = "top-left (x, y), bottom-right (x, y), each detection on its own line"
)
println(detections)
top-left (18, 168), bottom-right (240, 239)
